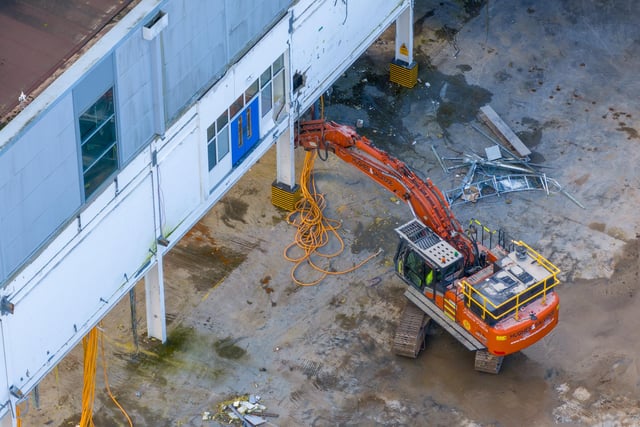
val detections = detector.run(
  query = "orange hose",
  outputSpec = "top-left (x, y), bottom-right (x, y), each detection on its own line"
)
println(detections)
top-left (284, 150), bottom-right (381, 286)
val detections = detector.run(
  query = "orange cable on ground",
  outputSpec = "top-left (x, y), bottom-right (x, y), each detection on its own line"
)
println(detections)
top-left (80, 324), bottom-right (133, 427)
top-left (80, 327), bottom-right (99, 427)
top-left (100, 328), bottom-right (133, 427)
top-left (284, 150), bottom-right (381, 286)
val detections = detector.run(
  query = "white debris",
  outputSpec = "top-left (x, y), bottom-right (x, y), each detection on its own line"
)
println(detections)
top-left (572, 387), bottom-right (591, 402)
top-left (240, 401), bottom-right (256, 412)
top-left (245, 414), bottom-right (267, 425)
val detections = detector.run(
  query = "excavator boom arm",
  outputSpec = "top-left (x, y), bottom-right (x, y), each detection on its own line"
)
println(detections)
top-left (295, 120), bottom-right (477, 266)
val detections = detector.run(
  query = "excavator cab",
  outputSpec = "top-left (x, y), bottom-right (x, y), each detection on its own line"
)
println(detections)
top-left (393, 219), bottom-right (465, 298)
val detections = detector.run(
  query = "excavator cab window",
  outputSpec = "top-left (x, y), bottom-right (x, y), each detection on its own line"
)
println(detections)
top-left (395, 244), bottom-right (440, 296)
top-left (404, 251), bottom-right (425, 290)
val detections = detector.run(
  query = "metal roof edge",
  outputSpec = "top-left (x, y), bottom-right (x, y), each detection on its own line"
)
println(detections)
top-left (0, 0), bottom-right (164, 152)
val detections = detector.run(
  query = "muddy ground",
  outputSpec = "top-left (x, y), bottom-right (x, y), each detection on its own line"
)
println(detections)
top-left (24, 1), bottom-right (640, 426)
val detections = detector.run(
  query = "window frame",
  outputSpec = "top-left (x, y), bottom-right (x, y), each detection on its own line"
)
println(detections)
top-left (79, 87), bottom-right (119, 199)
top-left (206, 109), bottom-right (231, 171)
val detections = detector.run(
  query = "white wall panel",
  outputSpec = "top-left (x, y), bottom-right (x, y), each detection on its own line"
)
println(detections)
top-left (4, 175), bottom-right (155, 394)
top-left (157, 124), bottom-right (202, 236)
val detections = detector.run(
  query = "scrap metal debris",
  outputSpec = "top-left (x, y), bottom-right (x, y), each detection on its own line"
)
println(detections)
top-left (432, 114), bottom-right (584, 209)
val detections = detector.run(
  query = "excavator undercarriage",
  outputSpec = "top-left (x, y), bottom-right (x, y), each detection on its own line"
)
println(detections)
top-left (474, 350), bottom-right (504, 374)
top-left (392, 301), bottom-right (431, 358)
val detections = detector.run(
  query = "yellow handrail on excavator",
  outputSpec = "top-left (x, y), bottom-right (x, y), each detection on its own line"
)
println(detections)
top-left (460, 242), bottom-right (560, 321)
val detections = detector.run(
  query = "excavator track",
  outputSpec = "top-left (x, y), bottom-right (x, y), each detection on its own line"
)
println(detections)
top-left (393, 300), bottom-right (431, 358)
top-left (474, 350), bottom-right (504, 374)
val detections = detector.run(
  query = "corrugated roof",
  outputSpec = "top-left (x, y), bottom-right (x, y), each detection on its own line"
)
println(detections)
top-left (0, 0), bottom-right (136, 125)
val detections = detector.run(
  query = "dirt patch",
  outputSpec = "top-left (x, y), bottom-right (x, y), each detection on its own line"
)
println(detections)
top-left (164, 227), bottom-right (247, 292)
top-left (220, 197), bottom-right (250, 226)
top-left (214, 337), bottom-right (247, 359)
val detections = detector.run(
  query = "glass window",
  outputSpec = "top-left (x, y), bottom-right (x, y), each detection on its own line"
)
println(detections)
top-left (273, 70), bottom-right (285, 118)
top-left (260, 67), bottom-right (271, 89)
top-left (206, 123), bottom-right (216, 144)
top-left (229, 94), bottom-right (244, 118)
top-left (246, 108), bottom-right (252, 138)
top-left (217, 110), bottom-right (228, 130)
top-left (79, 88), bottom-right (118, 198)
top-left (207, 138), bottom-right (217, 170)
top-left (245, 80), bottom-right (259, 101)
top-left (207, 110), bottom-right (231, 171)
top-left (405, 251), bottom-right (425, 289)
top-left (237, 116), bottom-right (243, 147)
top-left (79, 92), bottom-right (114, 140)
top-left (261, 82), bottom-right (272, 117)
top-left (273, 54), bottom-right (284, 74)
top-left (217, 126), bottom-right (229, 160)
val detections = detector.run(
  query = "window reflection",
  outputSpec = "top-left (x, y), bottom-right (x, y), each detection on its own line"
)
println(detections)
top-left (79, 88), bottom-right (118, 198)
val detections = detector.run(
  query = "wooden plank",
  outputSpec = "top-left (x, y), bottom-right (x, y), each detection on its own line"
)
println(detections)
top-left (478, 105), bottom-right (532, 158)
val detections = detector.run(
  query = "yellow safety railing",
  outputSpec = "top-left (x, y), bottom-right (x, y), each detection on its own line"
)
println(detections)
top-left (459, 241), bottom-right (560, 321)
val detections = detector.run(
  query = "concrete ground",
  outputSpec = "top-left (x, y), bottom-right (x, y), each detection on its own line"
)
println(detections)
top-left (24, 1), bottom-right (640, 426)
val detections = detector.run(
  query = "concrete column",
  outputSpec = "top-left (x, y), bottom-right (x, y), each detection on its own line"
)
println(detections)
top-left (276, 122), bottom-right (295, 187)
top-left (394, 4), bottom-right (414, 65)
top-left (144, 258), bottom-right (166, 343)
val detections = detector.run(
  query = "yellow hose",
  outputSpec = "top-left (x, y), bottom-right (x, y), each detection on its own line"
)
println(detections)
top-left (100, 328), bottom-right (133, 427)
top-left (79, 328), bottom-right (98, 427)
top-left (80, 325), bottom-right (133, 427)
top-left (284, 150), bottom-right (381, 286)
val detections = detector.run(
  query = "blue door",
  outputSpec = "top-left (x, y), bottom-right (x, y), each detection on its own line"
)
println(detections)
top-left (231, 97), bottom-right (260, 165)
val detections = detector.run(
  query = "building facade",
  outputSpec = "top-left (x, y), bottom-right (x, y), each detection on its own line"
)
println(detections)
top-left (0, 0), bottom-right (413, 423)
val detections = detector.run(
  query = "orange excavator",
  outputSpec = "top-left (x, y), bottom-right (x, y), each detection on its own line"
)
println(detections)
top-left (295, 119), bottom-right (560, 373)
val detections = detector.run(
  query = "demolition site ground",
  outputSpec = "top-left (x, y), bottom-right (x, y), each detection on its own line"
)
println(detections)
top-left (23, 1), bottom-right (640, 426)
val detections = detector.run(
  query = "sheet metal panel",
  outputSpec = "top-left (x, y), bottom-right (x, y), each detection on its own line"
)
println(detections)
top-left (0, 93), bottom-right (81, 284)
top-left (115, 30), bottom-right (155, 162)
